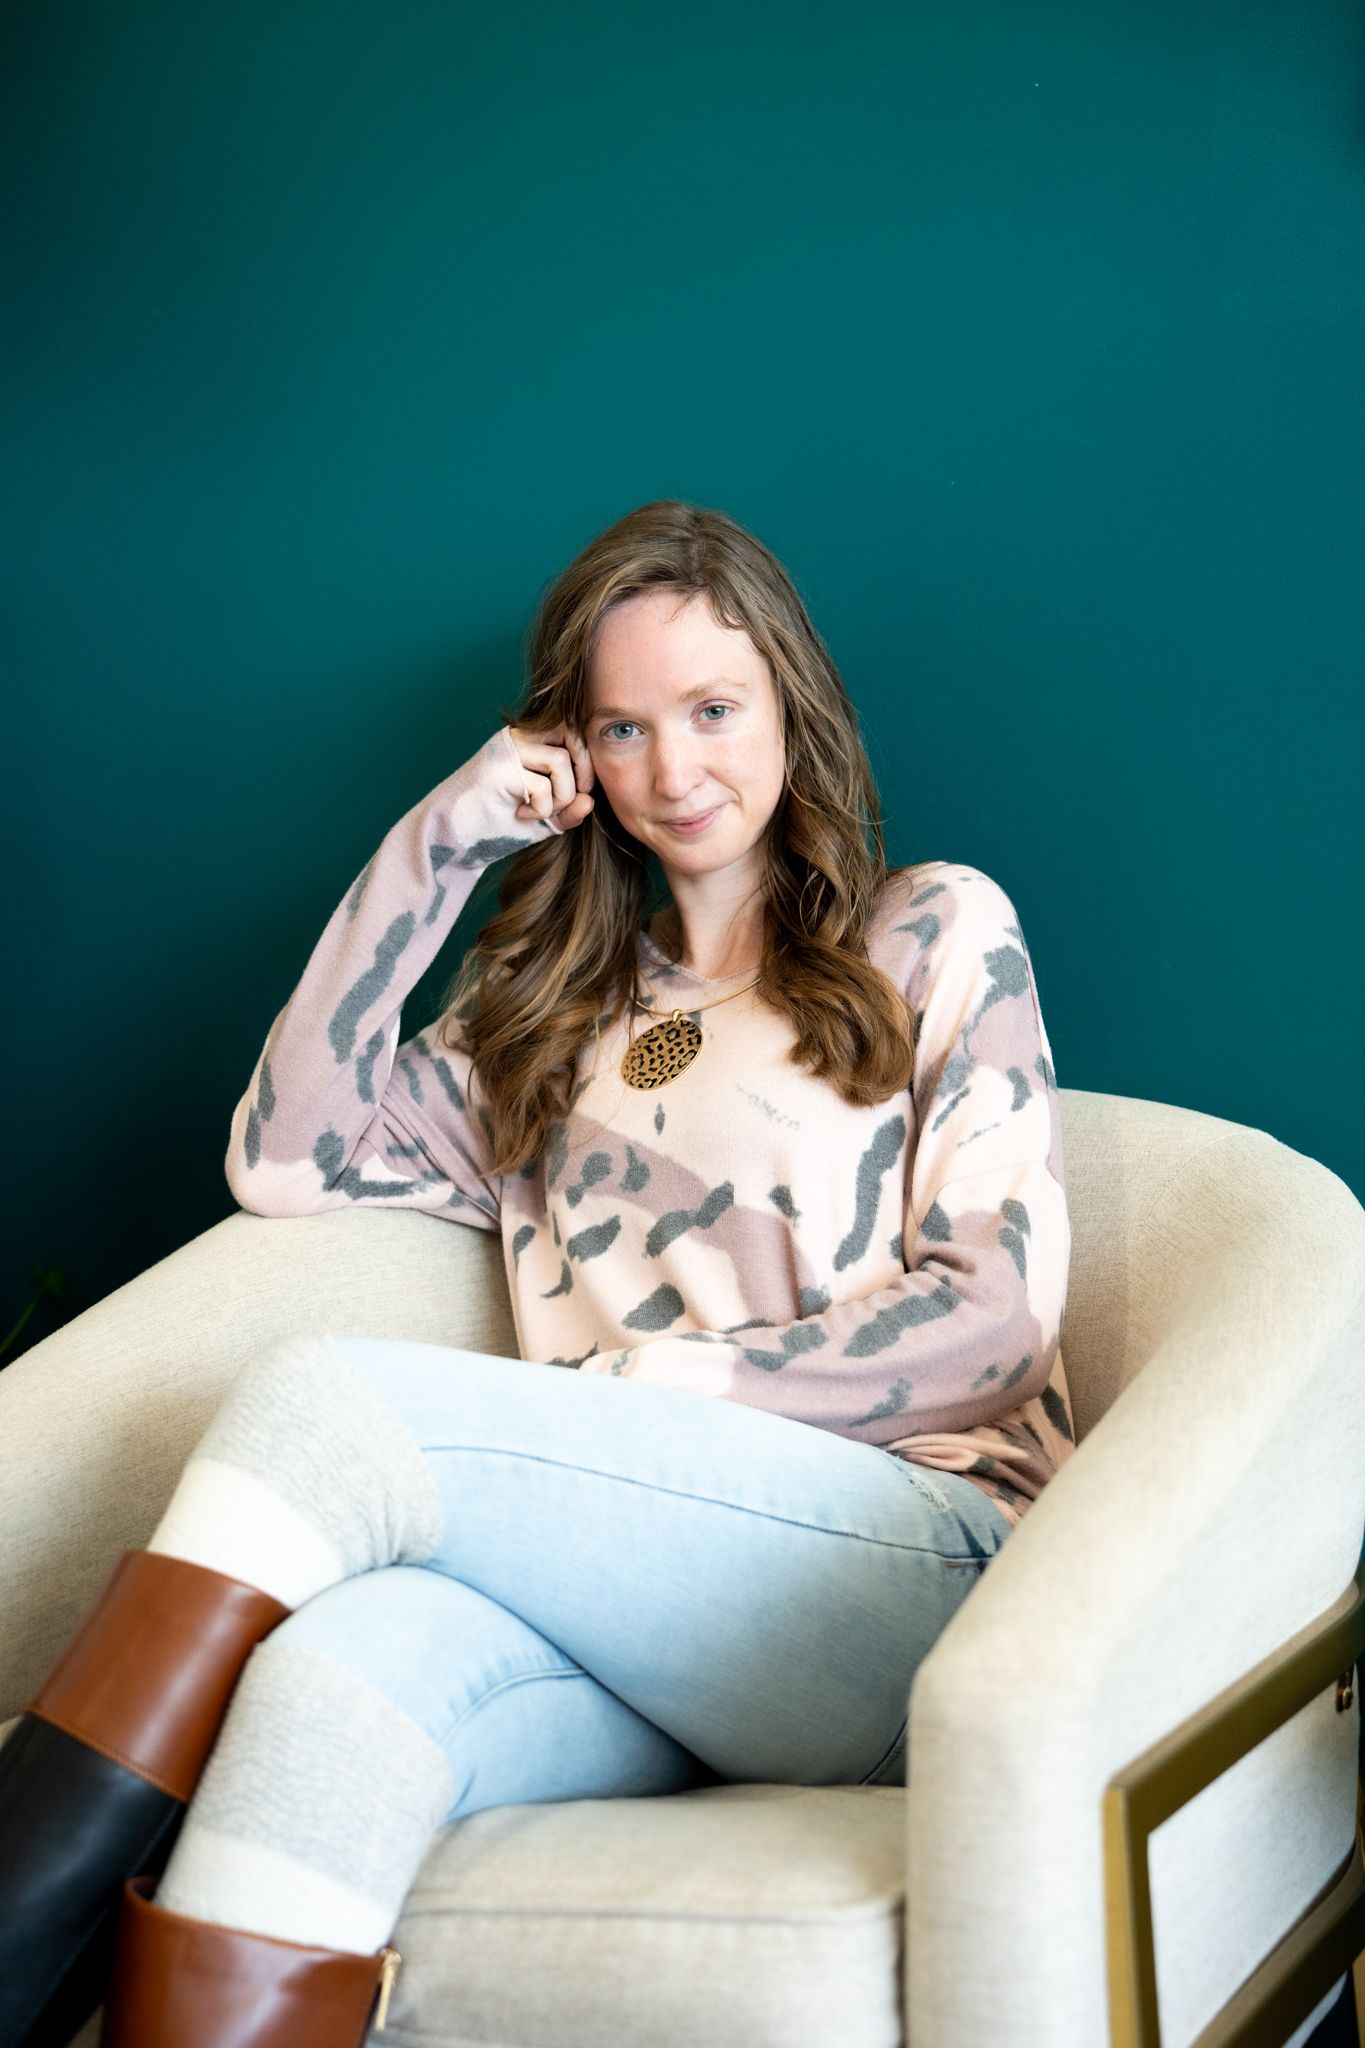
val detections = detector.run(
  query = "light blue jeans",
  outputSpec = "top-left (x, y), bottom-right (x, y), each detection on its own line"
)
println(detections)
top-left (258, 1334), bottom-right (1012, 1811)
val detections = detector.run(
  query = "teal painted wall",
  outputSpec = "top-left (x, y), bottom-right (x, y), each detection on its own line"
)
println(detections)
top-left (4, 0), bottom-right (1362, 1358)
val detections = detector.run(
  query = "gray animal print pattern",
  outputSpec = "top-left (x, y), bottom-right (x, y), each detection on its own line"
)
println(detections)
top-left (226, 727), bottom-right (1076, 1532)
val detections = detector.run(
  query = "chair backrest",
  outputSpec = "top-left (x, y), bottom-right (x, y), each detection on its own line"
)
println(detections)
top-left (2, 1084), bottom-right (1360, 1724)
top-left (1056, 1086), bottom-right (1364, 1443)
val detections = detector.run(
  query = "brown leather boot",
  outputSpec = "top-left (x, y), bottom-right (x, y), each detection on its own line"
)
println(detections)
top-left (0, 1550), bottom-right (290, 2048)
top-left (101, 1876), bottom-right (402, 2045)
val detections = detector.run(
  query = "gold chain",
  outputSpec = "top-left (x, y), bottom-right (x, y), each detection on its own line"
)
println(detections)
top-left (621, 975), bottom-right (762, 1090)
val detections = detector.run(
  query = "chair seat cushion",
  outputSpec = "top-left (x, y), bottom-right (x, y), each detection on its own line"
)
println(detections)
top-left (383, 1781), bottom-right (907, 2048)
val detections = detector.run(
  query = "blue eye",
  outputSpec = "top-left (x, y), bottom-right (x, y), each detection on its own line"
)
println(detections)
top-left (599, 703), bottom-right (732, 742)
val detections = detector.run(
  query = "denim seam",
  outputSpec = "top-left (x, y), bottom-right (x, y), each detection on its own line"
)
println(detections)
top-left (420, 1442), bottom-right (986, 1564)
top-left (432, 1662), bottom-right (590, 1751)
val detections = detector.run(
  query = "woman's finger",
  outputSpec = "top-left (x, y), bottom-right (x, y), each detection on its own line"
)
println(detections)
top-left (565, 724), bottom-right (594, 791)
top-left (544, 723), bottom-right (594, 798)
top-left (506, 722), bottom-right (594, 826)
top-left (515, 745), bottom-right (574, 816)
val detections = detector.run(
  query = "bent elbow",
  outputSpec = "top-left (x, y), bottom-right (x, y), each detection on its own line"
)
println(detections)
top-left (224, 1150), bottom-right (322, 1219)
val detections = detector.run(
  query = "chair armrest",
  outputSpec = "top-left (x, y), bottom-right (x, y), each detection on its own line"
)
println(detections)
top-left (903, 1131), bottom-right (1365, 2047)
top-left (0, 1206), bottom-right (513, 1718)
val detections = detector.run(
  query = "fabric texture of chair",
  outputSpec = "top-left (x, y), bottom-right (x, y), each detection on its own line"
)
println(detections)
top-left (1, 1087), bottom-right (1362, 2047)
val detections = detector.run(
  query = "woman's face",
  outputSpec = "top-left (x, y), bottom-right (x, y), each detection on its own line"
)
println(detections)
top-left (582, 589), bottom-right (787, 883)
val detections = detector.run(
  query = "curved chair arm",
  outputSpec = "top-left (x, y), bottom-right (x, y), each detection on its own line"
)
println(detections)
top-left (0, 1206), bottom-right (515, 1719)
top-left (903, 1125), bottom-right (1365, 2048)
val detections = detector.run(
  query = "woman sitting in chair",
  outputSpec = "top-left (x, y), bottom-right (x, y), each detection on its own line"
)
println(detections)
top-left (0, 498), bottom-right (1076, 2048)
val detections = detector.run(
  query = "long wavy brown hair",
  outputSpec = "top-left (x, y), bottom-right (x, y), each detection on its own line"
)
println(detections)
top-left (434, 499), bottom-right (917, 1179)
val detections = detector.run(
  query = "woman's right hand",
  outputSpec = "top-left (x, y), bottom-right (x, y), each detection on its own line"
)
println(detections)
top-left (503, 721), bottom-right (596, 833)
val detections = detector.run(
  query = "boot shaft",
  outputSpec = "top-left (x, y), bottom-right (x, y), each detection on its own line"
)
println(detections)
top-left (29, 1550), bottom-right (291, 1802)
top-left (102, 1877), bottom-right (400, 2047)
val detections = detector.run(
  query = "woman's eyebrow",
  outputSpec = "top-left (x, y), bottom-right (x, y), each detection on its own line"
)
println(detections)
top-left (592, 678), bottom-right (750, 719)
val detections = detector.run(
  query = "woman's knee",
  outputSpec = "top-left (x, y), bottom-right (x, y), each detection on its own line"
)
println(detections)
top-left (186, 1333), bottom-right (445, 1576)
top-left (271, 1565), bottom-right (478, 1669)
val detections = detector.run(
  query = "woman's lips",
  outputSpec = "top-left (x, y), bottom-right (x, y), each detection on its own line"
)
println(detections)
top-left (661, 805), bottom-right (722, 835)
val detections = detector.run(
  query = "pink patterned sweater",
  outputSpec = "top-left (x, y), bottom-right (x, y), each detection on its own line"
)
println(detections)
top-left (226, 725), bottom-right (1076, 1533)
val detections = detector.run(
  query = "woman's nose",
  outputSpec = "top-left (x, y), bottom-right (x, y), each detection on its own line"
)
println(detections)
top-left (649, 737), bottom-right (706, 791)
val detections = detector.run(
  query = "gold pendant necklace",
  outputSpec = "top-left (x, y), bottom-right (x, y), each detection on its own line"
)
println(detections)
top-left (621, 973), bottom-right (762, 1089)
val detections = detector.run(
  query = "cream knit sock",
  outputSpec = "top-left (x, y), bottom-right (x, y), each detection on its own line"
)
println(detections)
top-left (147, 1332), bottom-right (444, 1609)
top-left (156, 1637), bottom-right (454, 1952)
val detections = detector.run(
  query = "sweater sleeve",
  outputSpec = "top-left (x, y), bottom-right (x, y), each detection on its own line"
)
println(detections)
top-left (225, 726), bottom-right (563, 1229)
top-left (583, 867), bottom-right (1070, 1449)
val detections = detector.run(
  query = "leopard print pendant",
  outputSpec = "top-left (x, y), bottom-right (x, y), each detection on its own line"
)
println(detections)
top-left (621, 1010), bottom-right (702, 1089)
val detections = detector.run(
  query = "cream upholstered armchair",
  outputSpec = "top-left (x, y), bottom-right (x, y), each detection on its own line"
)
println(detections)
top-left (2, 1087), bottom-right (1364, 2048)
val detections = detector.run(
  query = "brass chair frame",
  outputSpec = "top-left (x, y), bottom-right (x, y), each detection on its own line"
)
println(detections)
top-left (1104, 1556), bottom-right (1365, 2047)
